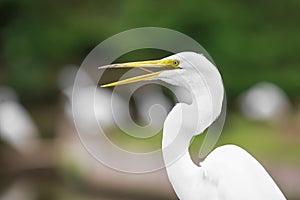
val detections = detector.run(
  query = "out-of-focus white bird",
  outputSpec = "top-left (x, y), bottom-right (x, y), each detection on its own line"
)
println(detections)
top-left (239, 82), bottom-right (291, 121)
top-left (100, 52), bottom-right (286, 200)
top-left (0, 86), bottom-right (39, 154)
top-left (133, 84), bottom-right (172, 133)
top-left (56, 65), bottom-right (129, 183)
top-left (57, 65), bottom-right (127, 132)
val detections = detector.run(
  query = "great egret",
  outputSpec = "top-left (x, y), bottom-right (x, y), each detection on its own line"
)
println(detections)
top-left (100, 52), bottom-right (286, 199)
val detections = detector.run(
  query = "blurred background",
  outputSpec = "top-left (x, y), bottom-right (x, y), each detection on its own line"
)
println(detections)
top-left (0, 0), bottom-right (299, 199)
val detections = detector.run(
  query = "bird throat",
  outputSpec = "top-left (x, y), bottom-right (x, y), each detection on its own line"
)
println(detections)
top-left (161, 64), bottom-right (224, 199)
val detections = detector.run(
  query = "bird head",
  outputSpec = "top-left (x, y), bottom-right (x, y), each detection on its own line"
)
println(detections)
top-left (99, 52), bottom-right (198, 88)
top-left (99, 51), bottom-right (224, 136)
top-left (99, 52), bottom-right (219, 89)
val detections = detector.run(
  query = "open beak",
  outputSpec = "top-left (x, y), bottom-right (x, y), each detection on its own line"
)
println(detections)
top-left (99, 59), bottom-right (180, 87)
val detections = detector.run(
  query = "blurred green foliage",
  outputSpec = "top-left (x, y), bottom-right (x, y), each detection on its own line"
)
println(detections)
top-left (0, 0), bottom-right (299, 102)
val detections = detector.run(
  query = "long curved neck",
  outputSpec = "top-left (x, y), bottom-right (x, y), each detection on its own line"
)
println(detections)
top-left (162, 102), bottom-right (201, 198)
top-left (161, 55), bottom-right (224, 198)
top-left (162, 97), bottom-right (212, 198)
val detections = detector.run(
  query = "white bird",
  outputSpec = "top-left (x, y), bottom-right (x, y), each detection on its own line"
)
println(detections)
top-left (133, 84), bottom-right (172, 133)
top-left (57, 65), bottom-right (127, 132)
top-left (0, 86), bottom-right (39, 154)
top-left (239, 82), bottom-right (291, 121)
top-left (100, 52), bottom-right (286, 200)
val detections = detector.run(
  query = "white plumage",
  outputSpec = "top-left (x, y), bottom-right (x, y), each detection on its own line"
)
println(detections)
top-left (239, 82), bottom-right (291, 121)
top-left (102, 52), bottom-right (286, 199)
top-left (160, 52), bottom-right (286, 200)
top-left (134, 84), bottom-right (172, 133)
top-left (0, 86), bottom-right (38, 154)
top-left (58, 65), bottom-right (127, 132)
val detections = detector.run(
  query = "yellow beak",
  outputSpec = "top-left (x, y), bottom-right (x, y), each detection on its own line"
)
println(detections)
top-left (99, 59), bottom-right (180, 88)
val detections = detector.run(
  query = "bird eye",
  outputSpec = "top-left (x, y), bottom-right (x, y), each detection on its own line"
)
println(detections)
top-left (173, 60), bottom-right (179, 66)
